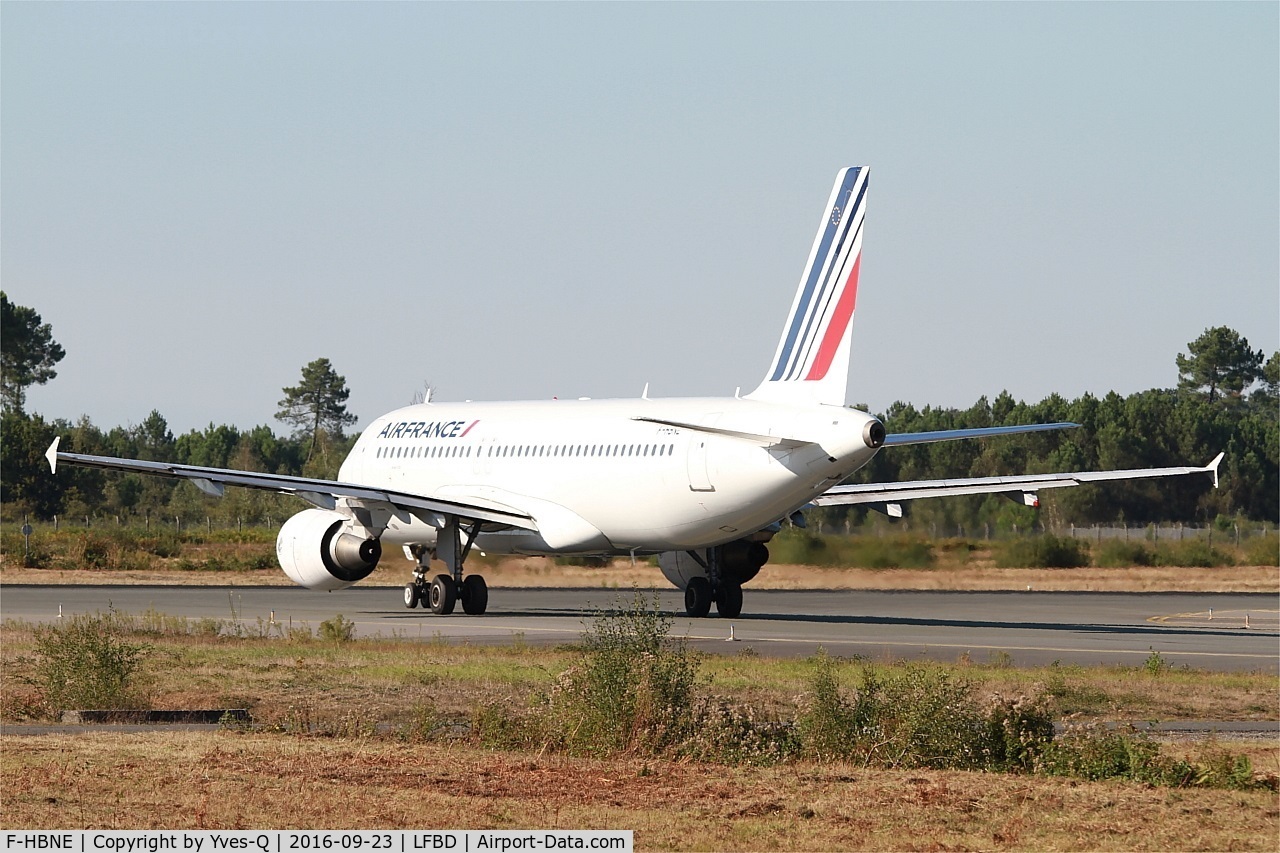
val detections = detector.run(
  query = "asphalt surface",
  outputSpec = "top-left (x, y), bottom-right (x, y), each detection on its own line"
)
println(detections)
top-left (3, 584), bottom-right (1277, 672)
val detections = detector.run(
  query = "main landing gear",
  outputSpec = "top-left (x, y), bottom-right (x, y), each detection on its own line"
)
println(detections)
top-left (681, 549), bottom-right (744, 619)
top-left (403, 516), bottom-right (489, 615)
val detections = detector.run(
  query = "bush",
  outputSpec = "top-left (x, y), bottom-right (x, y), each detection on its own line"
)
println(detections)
top-left (795, 652), bottom-right (862, 761)
top-left (57, 531), bottom-right (151, 572)
top-left (767, 528), bottom-right (935, 568)
top-left (319, 614), bottom-right (355, 642)
top-left (543, 591), bottom-right (700, 756)
top-left (996, 534), bottom-right (1089, 568)
top-left (1094, 540), bottom-right (1156, 568)
top-left (1153, 540), bottom-right (1234, 568)
top-left (983, 692), bottom-right (1056, 772)
top-left (1244, 533), bottom-right (1279, 566)
top-left (1039, 724), bottom-right (1199, 786)
top-left (21, 611), bottom-right (152, 714)
top-left (796, 657), bottom-right (1017, 771)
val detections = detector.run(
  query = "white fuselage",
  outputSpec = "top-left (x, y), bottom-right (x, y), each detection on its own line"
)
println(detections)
top-left (338, 396), bottom-right (881, 556)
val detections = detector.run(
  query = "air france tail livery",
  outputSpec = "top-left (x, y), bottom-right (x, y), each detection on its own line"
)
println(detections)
top-left (46, 167), bottom-right (1223, 618)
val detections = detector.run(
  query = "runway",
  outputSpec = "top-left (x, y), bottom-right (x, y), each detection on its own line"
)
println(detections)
top-left (2, 585), bottom-right (1276, 672)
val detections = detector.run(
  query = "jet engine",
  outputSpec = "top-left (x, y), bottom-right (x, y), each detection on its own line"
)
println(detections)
top-left (658, 540), bottom-right (769, 590)
top-left (276, 508), bottom-right (382, 591)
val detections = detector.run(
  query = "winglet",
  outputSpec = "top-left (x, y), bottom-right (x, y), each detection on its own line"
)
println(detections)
top-left (45, 437), bottom-right (60, 474)
top-left (1205, 451), bottom-right (1224, 489)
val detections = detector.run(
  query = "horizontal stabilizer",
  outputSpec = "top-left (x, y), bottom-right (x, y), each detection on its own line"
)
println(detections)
top-left (883, 423), bottom-right (1078, 446)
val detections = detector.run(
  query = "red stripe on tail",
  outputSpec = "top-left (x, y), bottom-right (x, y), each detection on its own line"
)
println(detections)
top-left (805, 254), bottom-right (861, 381)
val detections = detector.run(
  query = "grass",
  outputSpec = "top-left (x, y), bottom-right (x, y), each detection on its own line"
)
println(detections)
top-left (3, 612), bottom-right (1276, 726)
top-left (2, 732), bottom-right (1278, 849)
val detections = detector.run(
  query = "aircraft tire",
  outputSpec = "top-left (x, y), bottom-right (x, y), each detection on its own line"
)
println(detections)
top-left (403, 583), bottom-right (420, 609)
top-left (429, 574), bottom-right (457, 615)
top-left (684, 577), bottom-right (713, 618)
top-left (461, 574), bottom-right (489, 615)
top-left (716, 582), bottom-right (743, 618)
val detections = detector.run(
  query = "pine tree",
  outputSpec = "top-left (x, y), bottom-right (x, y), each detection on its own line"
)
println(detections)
top-left (275, 358), bottom-right (358, 462)
top-left (1175, 327), bottom-right (1263, 404)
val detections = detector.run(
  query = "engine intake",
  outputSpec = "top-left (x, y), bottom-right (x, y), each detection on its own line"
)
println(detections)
top-left (863, 419), bottom-right (886, 449)
top-left (276, 508), bottom-right (382, 591)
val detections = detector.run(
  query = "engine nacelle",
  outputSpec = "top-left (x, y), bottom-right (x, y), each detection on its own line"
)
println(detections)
top-left (658, 541), bottom-right (769, 590)
top-left (276, 508), bottom-right (382, 591)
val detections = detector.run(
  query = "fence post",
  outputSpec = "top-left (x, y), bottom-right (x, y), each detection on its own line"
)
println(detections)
top-left (54, 515), bottom-right (59, 532)
top-left (207, 516), bottom-right (212, 535)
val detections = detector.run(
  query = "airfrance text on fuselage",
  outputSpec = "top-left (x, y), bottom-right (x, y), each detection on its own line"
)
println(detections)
top-left (377, 420), bottom-right (479, 441)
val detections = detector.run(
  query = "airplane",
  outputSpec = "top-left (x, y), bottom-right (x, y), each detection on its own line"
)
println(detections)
top-left (45, 166), bottom-right (1224, 619)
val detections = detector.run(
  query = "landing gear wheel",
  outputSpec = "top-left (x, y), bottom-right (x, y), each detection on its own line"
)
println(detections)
top-left (428, 574), bottom-right (457, 615)
top-left (716, 582), bottom-right (743, 618)
top-left (404, 583), bottom-right (421, 609)
top-left (684, 577), bottom-right (713, 618)
top-left (461, 574), bottom-right (489, 615)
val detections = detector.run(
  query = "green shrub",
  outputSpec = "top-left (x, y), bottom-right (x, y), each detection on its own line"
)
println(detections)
top-left (1153, 540), bottom-right (1234, 568)
top-left (544, 591), bottom-right (700, 756)
top-left (796, 657), bottom-right (1012, 771)
top-left (319, 614), bottom-right (355, 642)
top-left (767, 528), bottom-right (935, 568)
top-left (1244, 533), bottom-right (1279, 566)
top-left (982, 693), bottom-right (1056, 772)
top-left (795, 652), bottom-right (862, 761)
top-left (845, 537), bottom-right (935, 569)
top-left (1039, 724), bottom-right (1198, 786)
top-left (766, 528), bottom-right (830, 565)
top-left (1094, 540), bottom-right (1156, 567)
top-left (20, 611), bottom-right (152, 714)
top-left (996, 534), bottom-right (1089, 568)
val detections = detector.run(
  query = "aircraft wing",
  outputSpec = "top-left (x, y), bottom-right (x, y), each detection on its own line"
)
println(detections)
top-left (44, 438), bottom-right (536, 530)
top-left (813, 453), bottom-right (1224, 517)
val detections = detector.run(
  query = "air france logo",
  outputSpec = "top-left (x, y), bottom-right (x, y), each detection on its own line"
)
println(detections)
top-left (377, 419), bottom-right (479, 440)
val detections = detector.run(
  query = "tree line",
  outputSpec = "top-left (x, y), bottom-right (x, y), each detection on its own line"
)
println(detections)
top-left (1, 292), bottom-right (1276, 527)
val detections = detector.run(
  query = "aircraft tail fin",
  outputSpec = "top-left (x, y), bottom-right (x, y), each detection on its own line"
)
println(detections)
top-left (747, 166), bottom-right (868, 407)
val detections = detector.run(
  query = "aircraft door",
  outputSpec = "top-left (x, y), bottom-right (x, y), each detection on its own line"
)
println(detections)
top-left (686, 434), bottom-right (716, 492)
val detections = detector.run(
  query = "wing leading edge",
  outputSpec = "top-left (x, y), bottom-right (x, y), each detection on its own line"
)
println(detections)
top-left (815, 452), bottom-right (1224, 518)
top-left (44, 438), bottom-right (535, 530)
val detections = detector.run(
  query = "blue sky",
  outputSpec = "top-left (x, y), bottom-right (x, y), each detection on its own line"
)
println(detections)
top-left (4, 2), bottom-right (1276, 434)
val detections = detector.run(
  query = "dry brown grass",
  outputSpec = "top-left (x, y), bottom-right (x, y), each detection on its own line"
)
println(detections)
top-left (1, 731), bottom-right (1277, 850)
top-left (3, 556), bottom-right (1277, 592)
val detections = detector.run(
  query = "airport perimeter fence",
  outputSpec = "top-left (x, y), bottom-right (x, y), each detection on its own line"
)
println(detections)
top-left (812, 518), bottom-right (1277, 546)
